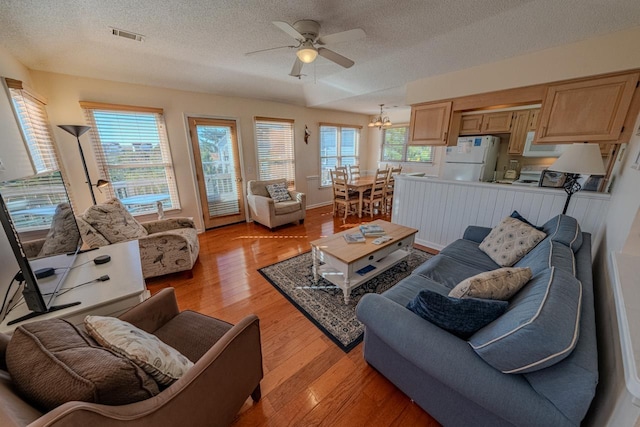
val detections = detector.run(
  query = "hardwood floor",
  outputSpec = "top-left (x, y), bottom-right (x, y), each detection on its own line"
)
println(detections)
top-left (147, 205), bottom-right (441, 426)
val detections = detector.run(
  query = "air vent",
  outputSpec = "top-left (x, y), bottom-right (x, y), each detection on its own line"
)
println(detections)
top-left (110, 27), bottom-right (145, 42)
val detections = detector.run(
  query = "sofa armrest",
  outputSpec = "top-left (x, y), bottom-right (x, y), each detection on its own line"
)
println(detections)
top-left (463, 225), bottom-right (492, 243)
top-left (247, 194), bottom-right (276, 216)
top-left (118, 288), bottom-right (180, 334)
top-left (289, 191), bottom-right (306, 210)
top-left (34, 315), bottom-right (263, 427)
top-left (142, 218), bottom-right (196, 234)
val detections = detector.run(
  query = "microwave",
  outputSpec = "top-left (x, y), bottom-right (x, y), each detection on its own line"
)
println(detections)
top-left (522, 131), bottom-right (569, 158)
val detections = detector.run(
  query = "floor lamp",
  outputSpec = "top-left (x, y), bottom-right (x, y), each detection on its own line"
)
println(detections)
top-left (58, 125), bottom-right (109, 205)
top-left (548, 143), bottom-right (606, 215)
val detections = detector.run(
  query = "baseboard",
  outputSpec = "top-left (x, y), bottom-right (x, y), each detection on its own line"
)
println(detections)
top-left (414, 237), bottom-right (445, 251)
top-left (306, 201), bottom-right (333, 210)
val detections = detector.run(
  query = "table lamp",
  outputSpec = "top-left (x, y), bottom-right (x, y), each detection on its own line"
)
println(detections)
top-left (58, 125), bottom-right (109, 205)
top-left (548, 143), bottom-right (605, 215)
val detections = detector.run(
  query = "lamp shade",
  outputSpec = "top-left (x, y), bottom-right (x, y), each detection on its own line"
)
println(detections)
top-left (296, 41), bottom-right (318, 63)
top-left (58, 125), bottom-right (91, 138)
top-left (548, 143), bottom-right (605, 175)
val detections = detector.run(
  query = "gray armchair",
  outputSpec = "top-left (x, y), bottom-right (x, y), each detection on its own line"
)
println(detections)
top-left (247, 179), bottom-right (306, 230)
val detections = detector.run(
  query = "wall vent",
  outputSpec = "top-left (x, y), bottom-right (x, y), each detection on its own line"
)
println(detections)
top-left (110, 27), bottom-right (145, 42)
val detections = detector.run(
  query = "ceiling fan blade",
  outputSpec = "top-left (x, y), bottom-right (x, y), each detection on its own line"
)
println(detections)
top-left (316, 28), bottom-right (366, 46)
top-left (317, 48), bottom-right (354, 68)
top-left (245, 45), bottom-right (296, 56)
top-left (289, 58), bottom-right (304, 77)
top-left (272, 21), bottom-right (305, 42)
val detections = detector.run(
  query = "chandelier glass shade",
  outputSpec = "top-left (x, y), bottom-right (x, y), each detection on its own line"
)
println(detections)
top-left (368, 104), bottom-right (392, 129)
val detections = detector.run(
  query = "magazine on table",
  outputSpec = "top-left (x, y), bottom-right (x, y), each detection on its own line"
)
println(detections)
top-left (344, 231), bottom-right (366, 244)
top-left (359, 224), bottom-right (385, 236)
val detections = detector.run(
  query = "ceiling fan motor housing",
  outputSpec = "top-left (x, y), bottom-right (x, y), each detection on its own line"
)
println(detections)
top-left (293, 20), bottom-right (320, 41)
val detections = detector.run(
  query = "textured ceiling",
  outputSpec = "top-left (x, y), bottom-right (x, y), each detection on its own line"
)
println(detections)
top-left (1, 0), bottom-right (639, 115)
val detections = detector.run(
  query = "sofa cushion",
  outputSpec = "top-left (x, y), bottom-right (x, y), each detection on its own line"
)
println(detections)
top-left (449, 267), bottom-right (532, 300)
top-left (81, 198), bottom-right (148, 244)
top-left (479, 217), bottom-right (546, 267)
top-left (383, 274), bottom-right (451, 307)
top-left (469, 267), bottom-right (582, 373)
top-left (274, 200), bottom-right (301, 215)
top-left (266, 182), bottom-right (292, 202)
top-left (515, 238), bottom-right (575, 277)
top-left (6, 319), bottom-right (159, 411)
top-left (406, 290), bottom-right (508, 339)
top-left (38, 203), bottom-right (80, 257)
top-left (542, 215), bottom-right (583, 252)
top-left (412, 253), bottom-right (490, 289)
top-left (85, 315), bottom-right (193, 386)
top-left (438, 239), bottom-right (500, 272)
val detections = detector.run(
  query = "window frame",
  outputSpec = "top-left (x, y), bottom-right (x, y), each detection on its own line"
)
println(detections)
top-left (81, 102), bottom-right (181, 215)
top-left (254, 117), bottom-right (296, 189)
top-left (381, 125), bottom-right (434, 164)
top-left (319, 123), bottom-right (361, 187)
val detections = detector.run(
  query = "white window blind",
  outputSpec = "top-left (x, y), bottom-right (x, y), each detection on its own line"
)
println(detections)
top-left (255, 118), bottom-right (295, 188)
top-left (81, 102), bottom-right (180, 214)
top-left (382, 126), bottom-right (433, 163)
top-left (5, 78), bottom-right (59, 174)
top-left (319, 123), bottom-right (360, 186)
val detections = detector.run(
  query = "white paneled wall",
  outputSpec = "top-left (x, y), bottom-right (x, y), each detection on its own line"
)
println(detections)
top-left (392, 176), bottom-right (610, 250)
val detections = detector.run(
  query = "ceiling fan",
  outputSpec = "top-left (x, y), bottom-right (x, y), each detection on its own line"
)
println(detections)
top-left (245, 20), bottom-right (366, 78)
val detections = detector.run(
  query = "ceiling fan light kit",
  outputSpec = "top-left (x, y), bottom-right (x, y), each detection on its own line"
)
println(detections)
top-left (369, 104), bottom-right (392, 129)
top-left (296, 40), bottom-right (318, 63)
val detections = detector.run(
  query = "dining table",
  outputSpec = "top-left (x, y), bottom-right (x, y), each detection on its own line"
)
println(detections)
top-left (346, 176), bottom-right (375, 218)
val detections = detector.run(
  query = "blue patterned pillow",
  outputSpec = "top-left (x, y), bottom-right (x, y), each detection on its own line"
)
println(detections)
top-left (406, 290), bottom-right (507, 339)
top-left (266, 183), bottom-right (292, 202)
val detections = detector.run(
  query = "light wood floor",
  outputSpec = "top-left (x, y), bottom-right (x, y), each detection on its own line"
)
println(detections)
top-left (147, 205), bottom-right (441, 427)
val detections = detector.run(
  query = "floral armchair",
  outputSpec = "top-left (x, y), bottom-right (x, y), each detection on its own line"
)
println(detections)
top-left (76, 198), bottom-right (199, 278)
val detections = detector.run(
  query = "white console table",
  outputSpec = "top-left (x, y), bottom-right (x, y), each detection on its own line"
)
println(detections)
top-left (0, 240), bottom-right (148, 334)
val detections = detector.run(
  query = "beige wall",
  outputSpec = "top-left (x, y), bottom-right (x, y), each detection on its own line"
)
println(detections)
top-left (29, 71), bottom-right (370, 230)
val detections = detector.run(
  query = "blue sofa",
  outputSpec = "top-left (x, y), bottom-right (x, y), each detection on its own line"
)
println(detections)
top-left (356, 215), bottom-right (598, 427)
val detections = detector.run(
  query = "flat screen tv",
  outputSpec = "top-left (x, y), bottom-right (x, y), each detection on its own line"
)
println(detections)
top-left (0, 171), bottom-right (81, 325)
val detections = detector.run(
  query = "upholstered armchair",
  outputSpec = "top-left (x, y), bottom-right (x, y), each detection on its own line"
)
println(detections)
top-left (76, 198), bottom-right (199, 278)
top-left (246, 179), bottom-right (306, 229)
top-left (0, 288), bottom-right (263, 427)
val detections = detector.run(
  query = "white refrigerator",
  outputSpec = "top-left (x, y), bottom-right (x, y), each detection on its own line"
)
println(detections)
top-left (442, 136), bottom-right (500, 182)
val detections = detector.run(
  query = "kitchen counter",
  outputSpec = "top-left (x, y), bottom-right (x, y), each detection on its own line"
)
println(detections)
top-left (392, 175), bottom-right (609, 250)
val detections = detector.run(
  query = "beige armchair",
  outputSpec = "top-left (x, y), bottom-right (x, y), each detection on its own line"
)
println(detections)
top-left (247, 179), bottom-right (306, 229)
top-left (0, 288), bottom-right (263, 427)
top-left (76, 198), bottom-right (199, 279)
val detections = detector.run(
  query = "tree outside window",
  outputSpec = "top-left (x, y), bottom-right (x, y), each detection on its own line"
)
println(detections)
top-left (382, 126), bottom-right (433, 163)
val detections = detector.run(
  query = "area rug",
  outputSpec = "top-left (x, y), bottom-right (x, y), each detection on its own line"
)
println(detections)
top-left (258, 249), bottom-right (433, 352)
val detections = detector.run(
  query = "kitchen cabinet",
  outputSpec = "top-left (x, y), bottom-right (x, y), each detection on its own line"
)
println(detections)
top-left (508, 110), bottom-right (531, 155)
top-left (536, 72), bottom-right (639, 143)
top-left (458, 111), bottom-right (514, 135)
top-left (527, 109), bottom-right (539, 131)
top-left (409, 101), bottom-right (452, 145)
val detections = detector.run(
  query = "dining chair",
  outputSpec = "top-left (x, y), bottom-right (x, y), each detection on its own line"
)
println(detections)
top-left (385, 165), bottom-right (403, 213)
top-left (348, 164), bottom-right (361, 180)
top-left (362, 169), bottom-right (389, 218)
top-left (331, 169), bottom-right (359, 222)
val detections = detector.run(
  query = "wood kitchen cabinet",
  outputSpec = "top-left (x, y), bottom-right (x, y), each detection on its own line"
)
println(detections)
top-left (459, 114), bottom-right (484, 135)
top-left (536, 72), bottom-right (639, 143)
top-left (527, 109), bottom-right (539, 131)
top-left (508, 110), bottom-right (531, 155)
top-left (482, 111), bottom-right (513, 133)
top-left (409, 101), bottom-right (452, 145)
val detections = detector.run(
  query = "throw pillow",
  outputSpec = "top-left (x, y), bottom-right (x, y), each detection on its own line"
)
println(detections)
top-left (265, 183), bottom-right (292, 202)
top-left (479, 217), bottom-right (546, 267)
top-left (85, 315), bottom-right (193, 386)
top-left (81, 198), bottom-right (148, 244)
top-left (406, 290), bottom-right (507, 339)
top-left (38, 203), bottom-right (81, 257)
top-left (510, 210), bottom-right (544, 231)
top-left (468, 267), bottom-right (582, 374)
top-left (449, 267), bottom-right (532, 300)
top-left (6, 319), bottom-right (159, 411)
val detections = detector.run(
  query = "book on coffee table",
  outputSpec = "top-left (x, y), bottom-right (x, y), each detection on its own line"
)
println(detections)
top-left (359, 224), bottom-right (385, 236)
top-left (344, 232), bottom-right (366, 244)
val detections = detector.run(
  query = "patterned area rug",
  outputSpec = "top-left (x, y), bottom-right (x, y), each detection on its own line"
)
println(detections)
top-left (258, 249), bottom-right (433, 352)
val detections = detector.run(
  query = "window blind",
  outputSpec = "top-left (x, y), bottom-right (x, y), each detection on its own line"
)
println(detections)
top-left (254, 118), bottom-right (295, 188)
top-left (6, 79), bottom-right (59, 174)
top-left (81, 103), bottom-right (180, 214)
top-left (319, 124), bottom-right (360, 186)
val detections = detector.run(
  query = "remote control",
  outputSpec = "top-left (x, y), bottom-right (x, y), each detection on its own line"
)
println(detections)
top-left (372, 236), bottom-right (393, 245)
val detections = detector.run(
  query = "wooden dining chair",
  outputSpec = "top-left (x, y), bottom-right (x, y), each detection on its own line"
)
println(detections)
top-left (385, 165), bottom-right (402, 213)
top-left (331, 169), bottom-right (358, 221)
top-left (348, 164), bottom-right (361, 180)
top-left (362, 169), bottom-right (389, 218)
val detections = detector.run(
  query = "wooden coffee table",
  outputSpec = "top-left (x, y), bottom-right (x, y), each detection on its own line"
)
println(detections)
top-left (310, 220), bottom-right (418, 304)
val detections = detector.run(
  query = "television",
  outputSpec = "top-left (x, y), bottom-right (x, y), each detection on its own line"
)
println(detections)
top-left (0, 171), bottom-right (82, 325)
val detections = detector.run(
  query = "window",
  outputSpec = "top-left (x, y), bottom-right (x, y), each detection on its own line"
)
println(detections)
top-left (254, 117), bottom-right (295, 188)
top-left (319, 123), bottom-right (360, 186)
top-left (81, 102), bottom-right (180, 214)
top-left (382, 126), bottom-right (433, 163)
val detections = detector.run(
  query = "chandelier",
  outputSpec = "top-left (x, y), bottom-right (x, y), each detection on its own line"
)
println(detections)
top-left (368, 104), bottom-right (392, 130)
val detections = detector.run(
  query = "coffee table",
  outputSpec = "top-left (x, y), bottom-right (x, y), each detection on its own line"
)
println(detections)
top-left (310, 220), bottom-right (418, 304)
